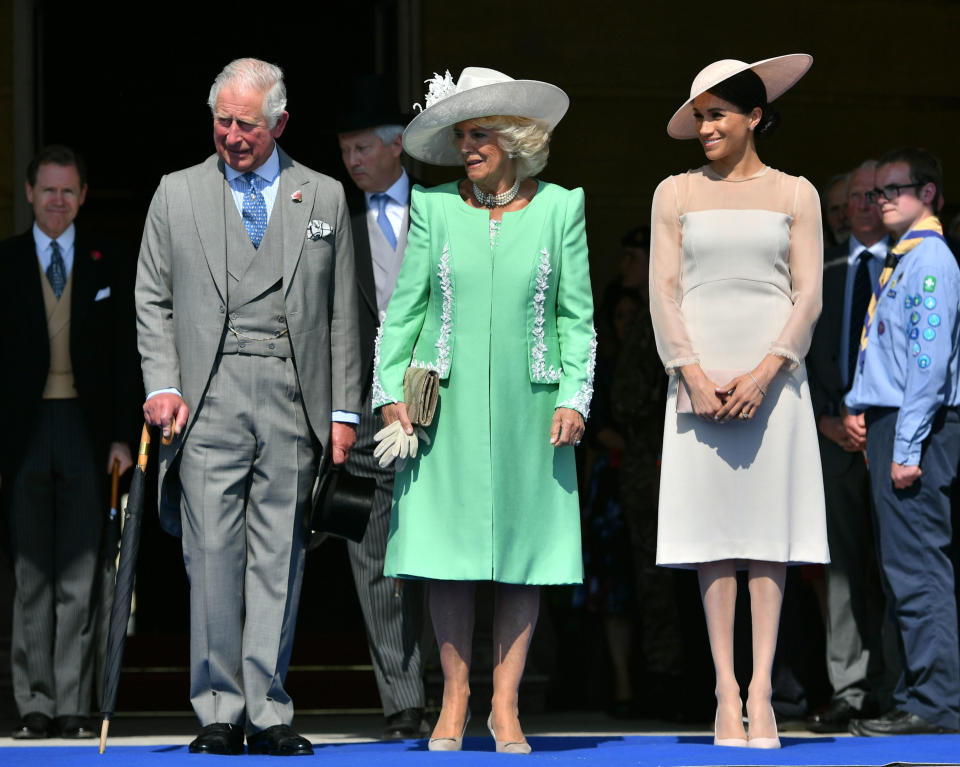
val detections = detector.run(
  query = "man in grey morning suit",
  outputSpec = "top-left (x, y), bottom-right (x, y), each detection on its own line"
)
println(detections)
top-left (136, 58), bottom-right (361, 756)
top-left (805, 161), bottom-right (896, 732)
top-left (336, 76), bottom-right (426, 740)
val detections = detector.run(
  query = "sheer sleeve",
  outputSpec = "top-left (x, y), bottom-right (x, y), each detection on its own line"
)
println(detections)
top-left (649, 175), bottom-right (698, 375)
top-left (769, 176), bottom-right (823, 368)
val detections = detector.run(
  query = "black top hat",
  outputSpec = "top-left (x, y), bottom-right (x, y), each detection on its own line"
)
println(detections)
top-left (307, 458), bottom-right (376, 549)
top-left (335, 74), bottom-right (409, 134)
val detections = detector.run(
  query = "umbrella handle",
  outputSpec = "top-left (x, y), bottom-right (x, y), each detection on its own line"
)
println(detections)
top-left (138, 424), bottom-right (151, 470)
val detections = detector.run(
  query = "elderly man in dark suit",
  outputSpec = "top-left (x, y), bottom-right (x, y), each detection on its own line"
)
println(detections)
top-left (805, 160), bottom-right (894, 732)
top-left (136, 58), bottom-right (361, 756)
top-left (335, 76), bottom-right (426, 740)
top-left (0, 145), bottom-right (137, 739)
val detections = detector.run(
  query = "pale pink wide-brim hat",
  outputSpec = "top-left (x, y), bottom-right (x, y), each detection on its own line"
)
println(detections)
top-left (667, 53), bottom-right (813, 140)
top-left (403, 67), bottom-right (569, 166)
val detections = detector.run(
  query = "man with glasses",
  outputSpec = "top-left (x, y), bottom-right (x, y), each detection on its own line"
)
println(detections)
top-left (843, 147), bottom-right (960, 736)
top-left (806, 160), bottom-right (894, 732)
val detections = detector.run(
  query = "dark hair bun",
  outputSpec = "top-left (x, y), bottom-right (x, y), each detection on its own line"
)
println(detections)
top-left (756, 107), bottom-right (780, 138)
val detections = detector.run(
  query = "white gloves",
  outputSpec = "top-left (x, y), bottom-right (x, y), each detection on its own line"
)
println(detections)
top-left (373, 421), bottom-right (431, 470)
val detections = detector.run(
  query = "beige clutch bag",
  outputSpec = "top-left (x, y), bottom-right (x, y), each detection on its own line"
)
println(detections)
top-left (676, 369), bottom-right (743, 414)
top-left (403, 367), bottom-right (440, 426)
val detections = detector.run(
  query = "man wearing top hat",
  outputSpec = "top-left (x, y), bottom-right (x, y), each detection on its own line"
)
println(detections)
top-left (336, 74), bottom-right (426, 740)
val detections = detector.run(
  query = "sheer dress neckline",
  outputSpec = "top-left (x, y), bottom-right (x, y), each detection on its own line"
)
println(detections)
top-left (701, 164), bottom-right (771, 183)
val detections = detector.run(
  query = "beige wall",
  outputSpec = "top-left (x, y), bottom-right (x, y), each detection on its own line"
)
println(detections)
top-left (418, 0), bottom-right (960, 296)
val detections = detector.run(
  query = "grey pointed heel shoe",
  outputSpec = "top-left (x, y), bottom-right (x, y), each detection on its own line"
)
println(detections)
top-left (486, 713), bottom-right (532, 754)
top-left (428, 708), bottom-right (471, 752)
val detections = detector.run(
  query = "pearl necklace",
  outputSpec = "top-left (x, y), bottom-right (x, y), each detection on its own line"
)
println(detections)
top-left (472, 178), bottom-right (521, 208)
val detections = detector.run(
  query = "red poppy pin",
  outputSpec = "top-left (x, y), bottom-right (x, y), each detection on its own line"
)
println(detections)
top-left (91, 250), bottom-right (103, 261)
top-left (291, 190), bottom-right (303, 203)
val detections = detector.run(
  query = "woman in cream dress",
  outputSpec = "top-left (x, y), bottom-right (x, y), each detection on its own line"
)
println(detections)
top-left (649, 55), bottom-right (828, 748)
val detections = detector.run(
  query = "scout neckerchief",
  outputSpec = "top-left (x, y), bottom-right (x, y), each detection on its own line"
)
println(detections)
top-left (857, 215), bottom-right (945, 373)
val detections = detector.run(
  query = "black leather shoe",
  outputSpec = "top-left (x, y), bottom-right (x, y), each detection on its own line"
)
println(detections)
top-left (55, 715), bottom-right (96, 739)
top-left (806, 698), bottom-right (859, 733)
top-left (382, 707), bottom-right (426, 739)
top-left (849, 708), bottom-right (959, 736)
top-left (188, 723), bottom-right (245, 754)
top-left (11, 712), bottom-right (53, 739)
top-left (247, 724), bottom-right (314, 756)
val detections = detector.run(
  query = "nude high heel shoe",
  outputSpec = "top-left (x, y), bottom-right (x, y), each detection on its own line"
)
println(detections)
top-left (747, 702), bottom-right (781, 749)
top-left (713, 705), bottom-right (748, 747)
top-left (428, 708), bottom-right (470, 752)
top-left (487, 713), bottom-right (532, 754)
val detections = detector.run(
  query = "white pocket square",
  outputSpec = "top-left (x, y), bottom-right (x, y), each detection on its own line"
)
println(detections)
top-left (94, 287), bottom-right (111, 301)
top-left (306, 219), bottom-right (333, 241)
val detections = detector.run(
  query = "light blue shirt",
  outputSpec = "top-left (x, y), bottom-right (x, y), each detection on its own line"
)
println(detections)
top-left (224, 144), bottom-right (281, 221)
top-left (845, 234), bottom-right (960, 464)
top-left (364, 169), bottom-right (409, 239)
top-left (839, 235), bottom-right (888, 389)
top-left (33, 222), bottom-right (76, 277)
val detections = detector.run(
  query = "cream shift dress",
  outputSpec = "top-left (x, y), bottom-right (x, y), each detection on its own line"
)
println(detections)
top-left (649, 165), bottom-right (829, 569)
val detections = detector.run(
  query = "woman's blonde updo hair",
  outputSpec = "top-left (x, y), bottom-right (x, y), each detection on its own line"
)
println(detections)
top-left (459, 115), bottom-right (553, 180)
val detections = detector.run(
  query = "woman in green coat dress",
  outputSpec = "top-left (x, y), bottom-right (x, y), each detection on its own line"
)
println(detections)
top-left (373, 68), bottom-right (596, 753)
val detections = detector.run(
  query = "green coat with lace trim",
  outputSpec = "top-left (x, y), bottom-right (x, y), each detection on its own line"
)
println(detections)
top-left (374, 180), bottom-right (595, 584)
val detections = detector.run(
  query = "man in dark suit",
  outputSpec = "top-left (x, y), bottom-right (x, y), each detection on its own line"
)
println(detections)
top-left (805, 160), bottom-right (894, 732)
top-left (0, 145), bottom-right (137, 739)
top-left (336, 76), bottom-right (426, 740)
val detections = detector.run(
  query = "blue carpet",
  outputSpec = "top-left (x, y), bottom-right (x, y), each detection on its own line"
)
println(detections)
top-left (2, 734), bottom-right (959, 766)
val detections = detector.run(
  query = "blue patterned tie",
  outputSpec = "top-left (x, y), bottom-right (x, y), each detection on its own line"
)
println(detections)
top-left (371, 193), bottom-right (397, 250)
top-left (47, 240), bottom-right (66, 299)
top-left (242, 172), bottom-right (267, 248)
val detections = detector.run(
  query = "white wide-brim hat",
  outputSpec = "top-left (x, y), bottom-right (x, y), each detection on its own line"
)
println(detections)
top-left (667, 53), bottom-right (812, 140)
top-left (402, 67), bottom-right (569, 166)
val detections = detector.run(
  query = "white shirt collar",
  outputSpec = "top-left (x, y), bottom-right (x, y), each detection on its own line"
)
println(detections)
top-left (223, 143), bottom-right (280, 184)
top-left (364, 168), bottom-right (409, 208)
top-left (33, 222), bottom-right (76, 255)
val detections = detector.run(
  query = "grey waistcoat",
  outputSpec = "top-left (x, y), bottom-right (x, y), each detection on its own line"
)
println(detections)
top-left (368, 204), bottom-right (410, 316)
top-left (221, 183), bottom-right (292, 357)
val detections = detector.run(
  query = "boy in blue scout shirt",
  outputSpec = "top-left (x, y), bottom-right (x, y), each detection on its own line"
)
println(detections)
top-left (843, 148), bottom-right (960, 736)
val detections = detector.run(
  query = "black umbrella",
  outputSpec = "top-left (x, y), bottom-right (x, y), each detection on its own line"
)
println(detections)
top-left (98, 424), bottom-right (152, 753)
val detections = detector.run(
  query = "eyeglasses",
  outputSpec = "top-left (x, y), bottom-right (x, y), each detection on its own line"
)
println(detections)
top-left (865, 183), bottom-right (924, 204)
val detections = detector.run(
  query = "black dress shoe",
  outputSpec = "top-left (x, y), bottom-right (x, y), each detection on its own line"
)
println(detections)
top-left (382, 707), bottom-right (426, 740)
top-left (188, 723), bottom-right (245, 755)
top-left (806, 698), bottom-right (859, 733)
top-left (849, 708), bottom-right (959, 736)
top-left (11, 712), bottom-right (53, 739)
top-left (55, 715), bottom-right (97, 739)
top-left (247, 724), bottom-right (313, 756)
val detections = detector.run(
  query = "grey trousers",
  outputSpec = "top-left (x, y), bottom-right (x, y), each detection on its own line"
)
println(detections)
top-left (178, 354), bottom-right (316, 733)
top-left (9, 400), bottom-right (102, 718)
top-left (345, 392), bottom-right (425, 716)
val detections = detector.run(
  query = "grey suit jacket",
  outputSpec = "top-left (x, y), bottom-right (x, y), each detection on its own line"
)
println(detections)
top-left (136, 148), bottom-right (361, 535)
